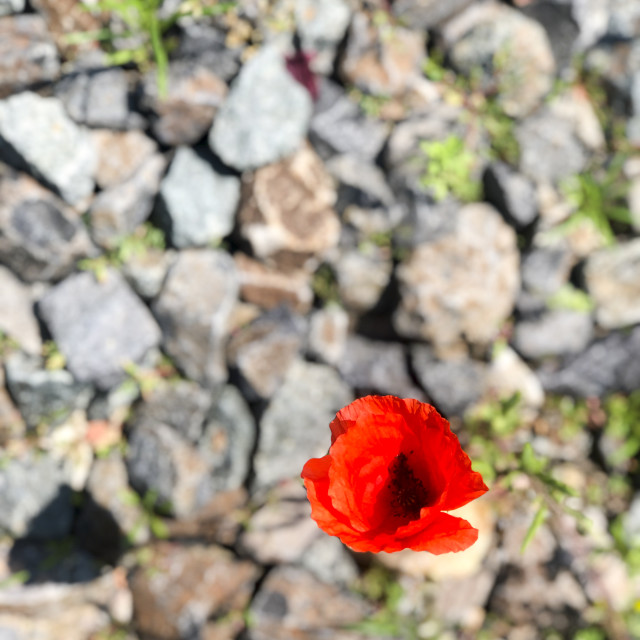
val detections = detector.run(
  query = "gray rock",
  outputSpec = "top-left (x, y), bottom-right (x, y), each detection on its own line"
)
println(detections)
top-left (175, 22), bottom-right (240, 81)
top-left (0, 92), bottom-right (95, 205)
top-left (152, 249), bottom-right (238, 387)
top-left (295, 0), bottom-right (351, 74)
top-left (337, 335), bottom-right (422, 399)
top-left (4, 353), bottom-right (94, 430)
top-left (209, 45), bottom-right (312, 171)
top-left (240, 484), bottom-right (321, 564)
top-left (0, 265), bottom-right (41, 355)
top-left (0, 15), bottom-right (59, 96)
top-left (411, 346), bottom-right (486, 418)
top-left (538, 326), bottom-right (640, 397)
top-left (484, 162), bottom-right (538, 229)
top-left (0, 452), bottom-right (73, 539)
top-left (199, 384), bottom-right (256, 494)
top-left (326, 154), bottom-right (402, 236)
top-left (248, 566), bottom-right (370, 640)
top-left (332, 244), bottom-right (393, 312)
top-left (521, 247), bottom-right (574, 296)
top-left (391, 0), bottom-right (474, 29)
top-left (142, 61), bottom-right (228, 147)
top-left (310, 79), bottom-right (388, 161)
top-left (516, 107), bottom-right (589, 185)
top-left (126, 420), bottom-right (212, 518)
top-left (0, 169), bottom-right (95, 282)
top-left (157, 146), bottom-right (239, 248)
top-left (521, 1), bottom-right (580, 72)
top-left (227, 308), bottom-right (306, 400)
top-left (89, 153), bottom-right (166, 249)
top-left (442, 1), bottom-right (555, 117)
top-left (0, 0), bottom-right (25, 15)
top-left (37, 269), bottom-right (162, 390)
top-left (394, 203), bottom-right (520, 352)
top-left (584, 239), bottom-right (640, 329)
top-left (55, 68), bottom-right (142, 130)
top-left (131, 379), bottom-right (212, 443)
top-left (394, 193), bottom-right (460, 248)
top-left (121, 247), bottom-right (175, 300)
top-left (253, 359), bottom-right (352, 491)
top-left (513, 310), bottom-right (594, 359)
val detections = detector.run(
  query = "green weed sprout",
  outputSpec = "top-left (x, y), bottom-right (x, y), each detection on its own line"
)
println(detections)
top-left (66, 0), bottom-right (235, 97)
top-left (419, 135), bottom-right (482, 202)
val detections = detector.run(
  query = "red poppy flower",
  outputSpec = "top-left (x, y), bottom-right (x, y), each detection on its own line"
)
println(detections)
top-left (301, 395), bottom-right (488, 554)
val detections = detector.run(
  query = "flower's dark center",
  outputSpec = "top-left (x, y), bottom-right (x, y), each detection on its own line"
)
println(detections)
top-left (387, 452), bottom-right (429, 520)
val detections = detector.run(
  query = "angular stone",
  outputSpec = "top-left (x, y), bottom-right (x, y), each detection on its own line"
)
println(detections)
top-left (253, 360), bottom-right (352, 490)
top-left (163, 488), bottom-right (247, 547)
top-left (443, 1), bottom-right (555, 117)
top-left (326, 154), bottom-right (398, 230)
top-left (484, 162), bottom-right (538, 229)
top-left (584, 239), bottom-right (640, 329)
top-left (295, 0), bottom-right (352, 74)
top-left (339, 12), bottom-right (426, 96)
top-left (0, 452), bottom-right (73, 539)
top-left (0, 92), bottom-right (96, 205)
top-left (337, 335), bottom-right (421, 399)
top-left (394, 203), bottom-right (520, 352)
top-left (411, 346), bottom-right (486, 418)
top-left (37, 269), bottom-right (162, 390)
top-left (157, 146), bottom-right (239, 249)
top-left (130, 543), bottom-right (260, 640)
top-left (143, 62), bottom-right (228, 146)
top-left (132, 379), bottom-right (212, 444)
top-left (310, 79), bottom-right (388, 161)
top-left (0, 265), bottom-right (41, 354)
top-left (238, 144), bottom-right (339, 268)
top-left (513, 310), bottom-right (594, 359)
top-left (0, 367), bottom-right (24, 441)
top-left (209, 45), bottom-right (312, 171)
top-left (126, 420), bottom-right (212, 518)
top-left (0, 169), bottom-right (94, 281)
top-left (391, 0), bottom-right (475, 29)
top-left (91, 129), bottom-right (159, 190)
top-left (539, 326), bottom-right (640, 397)
top-left (248, 566), bottom-right (370, 640)
top-left (89, 153), bottom-right (166, 249)
top-left (485, 346), bottom-right (545, 414)
top-left (240, 483), bottom-right (320, 564)
top-left (152, 249), bottom-right (238, 386)
top-left (227, 308), bottom-right (306, 400)
top-left (0, 0), bottom-right (25, 15)
top-left (0, 570), bottom-right (128, 640)
top-left (122, 247), bottom-right (176, 300)
top-left (5, 352), bottom-right (94, 430)
top-left (0, 15), bottom-right (59, 97)
top-left (332, 244), bottom-right (393, 312)
top-left (520, 246), bottom-right (574, 297)
top-left (308, 305), bottom-right (350, 366)
top-left (234, 252), bottom-right (313, 314)
top-left (199, 385), bottom-right (256, 495)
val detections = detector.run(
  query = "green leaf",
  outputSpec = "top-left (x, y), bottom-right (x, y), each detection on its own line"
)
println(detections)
top-left (521, 501), bottom-right (548, 553)
top-left (520, 442), bottom-right (547, 475)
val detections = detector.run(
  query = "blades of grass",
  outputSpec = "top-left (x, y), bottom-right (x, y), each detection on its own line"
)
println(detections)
top-left (521, 501), bottom-right (548, 553)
